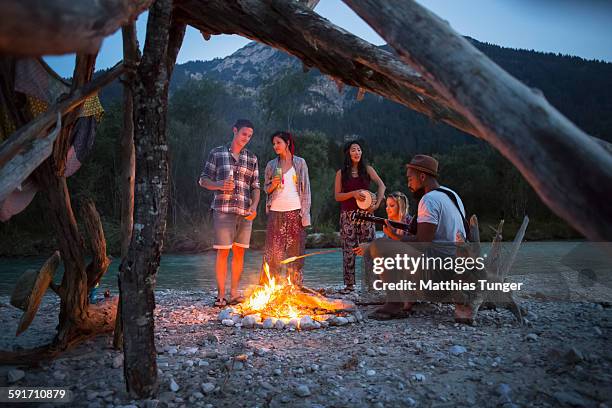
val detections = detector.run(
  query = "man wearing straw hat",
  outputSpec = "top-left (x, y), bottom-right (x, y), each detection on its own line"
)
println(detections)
top-left (363, 154), bottom-right (473, 321)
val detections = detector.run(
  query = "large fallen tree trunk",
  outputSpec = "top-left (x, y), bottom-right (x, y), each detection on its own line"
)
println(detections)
top-left (343, 0), bottom-right (612, 240)
top-left (0, 0), bottom-right (152, 55)
top-left (120, 0), bottom-right (185, 398)
top-left (174, 0), bottom-right (477, 136)
top-left (176, 0), bottom-right (611, 239)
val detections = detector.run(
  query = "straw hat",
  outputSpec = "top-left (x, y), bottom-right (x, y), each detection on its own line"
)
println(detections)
top-left (406, 154), bottom-right (439, 178)
top-left (10, 251), bottom-right (60, 336)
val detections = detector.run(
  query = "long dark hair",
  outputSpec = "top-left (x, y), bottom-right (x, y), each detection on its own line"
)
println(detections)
top-left (270, 131), bottom-right (295, 155)
top-left (341, 140), bottom-right (369, 183)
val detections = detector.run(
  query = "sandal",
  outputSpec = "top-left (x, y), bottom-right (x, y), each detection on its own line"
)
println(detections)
top-left (228, 296), bottom-right (245, 305)
top-left (214, 297), bottom-right (227, 307)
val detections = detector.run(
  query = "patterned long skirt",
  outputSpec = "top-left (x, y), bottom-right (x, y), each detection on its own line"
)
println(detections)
top-left (262, 209), bottom-right (306, 286)
top-left (340, 210), bottom-right (376, 287)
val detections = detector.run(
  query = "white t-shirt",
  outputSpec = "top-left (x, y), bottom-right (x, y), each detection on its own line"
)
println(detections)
top-left (270, 167), bottom-right (302, 212)
top-left (417, 186), bottom-right (466, 243)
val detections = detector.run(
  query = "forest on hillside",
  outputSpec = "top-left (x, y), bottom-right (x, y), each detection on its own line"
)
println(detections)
top-left (3, 39), bottom-right (611, 255)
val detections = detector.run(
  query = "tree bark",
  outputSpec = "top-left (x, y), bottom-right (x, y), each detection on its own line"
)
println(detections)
top-left (0, 0), bottom-right (152, 55)
top-left (120, 0), bottom-right (185, 398)
top-left (115, 22), bottom-right (140, 351)
top-left (343, 0), bottom-right (612, 240)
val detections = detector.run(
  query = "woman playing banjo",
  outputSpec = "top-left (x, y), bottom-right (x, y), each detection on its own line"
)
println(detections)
top-left (334, 140), bottom-right (385, 293)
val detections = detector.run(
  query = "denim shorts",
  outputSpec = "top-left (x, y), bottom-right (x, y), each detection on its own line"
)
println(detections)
top-left (212, 210), bottom-right (253, 249)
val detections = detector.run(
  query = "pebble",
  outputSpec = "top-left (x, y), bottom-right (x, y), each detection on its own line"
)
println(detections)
top-left (331, 316), bottom-right (349, 326)
top-left (169, 378), bottom-right (180, 392)
top-left (564, 347), bottom-right (584, 364)
top-left (295, 384), bottom-right (311, 397)
top-left (300, 316), bottom-right (316, 330)
top-left (263, 317), bottom-right (277, 329)
top-left (7, 369), bottom-right (25, 383)
top-left (273, 368), bottom-right (282, 376)
top-left (412, 373), bottom-right (426, 382)
top-left (144, 399), bottom-right (160, 408)
top-left (497, 383), bottom-right (512, 404)
top-left (274, 319), bottom-right (286, 330)
top-left (366, 348), bottom-right (377, 357)
top-left (525, 333), bottom-right (539, 341)
top-left (201, 383), bottom-right (215, 394)
top-left (366, 369), bottom-right (376, 376)
top-left (222, 319), bottom-right (235, 327)
top-left (218, 308), bottom-right (233, 321)
top-left (242, 315), bottom-right (258, 328)
top-left (449, 345), bottom-right (467, 356)
top-left (52, 370), bottom-right (66, 380)
top-left (112, 355), bottom-right (124, 369)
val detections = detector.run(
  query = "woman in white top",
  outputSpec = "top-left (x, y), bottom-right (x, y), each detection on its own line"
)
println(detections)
top-left (262, 131), bottom-right (311, 285)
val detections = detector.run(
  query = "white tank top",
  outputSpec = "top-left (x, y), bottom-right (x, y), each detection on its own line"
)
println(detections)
top-left (270, 167), bottom-right (301, 212)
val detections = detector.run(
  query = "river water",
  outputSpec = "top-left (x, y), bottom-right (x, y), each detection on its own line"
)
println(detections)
top-left (1, 242), bottom-right (610, 301)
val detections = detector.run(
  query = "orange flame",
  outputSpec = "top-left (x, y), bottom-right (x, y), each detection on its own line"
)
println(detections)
top-left (235, 262), bottom-right (352, 322)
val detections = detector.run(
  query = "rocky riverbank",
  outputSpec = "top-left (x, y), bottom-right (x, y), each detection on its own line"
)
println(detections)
top-left (0, 290), bottom-right (611, 408)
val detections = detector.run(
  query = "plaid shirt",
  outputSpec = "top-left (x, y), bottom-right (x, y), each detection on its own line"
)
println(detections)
top-left (200, 144), bottom-right (260, 216)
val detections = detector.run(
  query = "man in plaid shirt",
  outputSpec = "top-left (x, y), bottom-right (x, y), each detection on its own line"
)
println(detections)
top-left (199, 119), bottom-right (260, 307)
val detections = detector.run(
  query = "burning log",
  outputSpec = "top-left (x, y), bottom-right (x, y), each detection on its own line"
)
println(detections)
top-left (224, 262), bottom-right (358, 329)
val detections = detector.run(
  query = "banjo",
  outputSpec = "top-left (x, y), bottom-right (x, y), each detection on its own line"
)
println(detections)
top-left (349, 210), bottom-right (413, 231)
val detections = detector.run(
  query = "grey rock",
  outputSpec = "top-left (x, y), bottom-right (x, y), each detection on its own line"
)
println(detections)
top-left (366, 348), bottom-right (377, 357)
top-left (52, 370), bottom-right (66, 380)
top-left (411, 373), bottom-right (426, 382)
top-left (274, 319), bottom-right (286, 330)
top-left (263, 317), bottom-right (277, 329)
top-left (201, 382), bottom-right (215, 394)
top-left (221, 319), bottom-right (235, 327)
top-left (86, 391), bottom-right (99, 401)
top-left (331, 316), bottom-right (349, 326)
top-left (295, 384), bottom-right (311, 397)
top-left (7, 369), bottom-right (25, 383)
top-left (218, 308), bottom-right (234, 321)
top-left (497, 383), bottom-right (512, 404)
top-left (525, 333), bottom-right (539, 341)
top-left (192, 391), bottom-right (204, 399)
top-left (242, 315), bottom-right (258, 328)
top-left (144, 399), bottom-right (160, 408)
top-left (554, 391), bottom-right (590, 407)
top-left (366, 369), bottom-right (376, 376)
top-left (403, 396), bottom-right (417, 406)
top-left (112, 354), bottom-right (124, 369)
top-left (169, 378), bottom-right (180, 392)
top-left (564, 347), bottom-right (584, 364)
top-left (450, 345), bottom-right (467, 356)
top-left (158, 392), bottom-right (176, 403)
top-left (300, 316), bottom-right (316, 330)
top-left (273, 368), bottom-right (282, 376)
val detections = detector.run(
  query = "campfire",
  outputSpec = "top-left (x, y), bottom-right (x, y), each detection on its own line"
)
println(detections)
top-left (218, 262), bottom-right (360, 330)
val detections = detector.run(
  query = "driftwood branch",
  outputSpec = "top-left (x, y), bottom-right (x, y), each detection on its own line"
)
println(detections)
top-left (174, 0), bottom-right (477, 135)
top-left (0, 0), bottom-right (152, 55)
top-left (0, 62), bottom-right (125, 202)
top-left (81, 199), bottom-right (111, 290)
top-left (0, 113), bottom-right (61, 204)
top-left (343, 0), bottom-right (612, 240)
